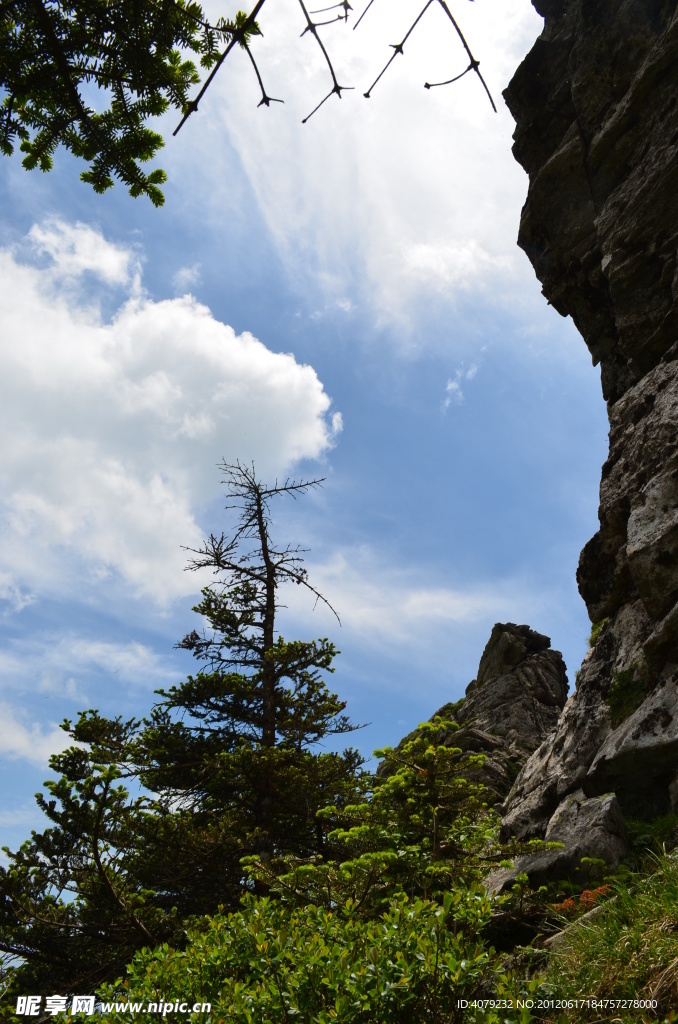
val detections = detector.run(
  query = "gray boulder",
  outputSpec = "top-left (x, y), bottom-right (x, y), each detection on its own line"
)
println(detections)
top-left (586, 674), bottom-right (678, 817)
top-left (487, 789), bottom-right (627, 894)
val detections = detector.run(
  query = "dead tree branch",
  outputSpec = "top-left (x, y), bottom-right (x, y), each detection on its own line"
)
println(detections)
top-left (297, 0), bottom-right (354, 122)
top-left (425, 0), bottom-right (497, 110)
top-left (363, 0), bottom-right (435, 99)
top-left (173, 0), bottom-right (269, 135)
top-left (174, 0), bottom-right (495, 133)
top-left (364, 0), bottom-right (496, 111)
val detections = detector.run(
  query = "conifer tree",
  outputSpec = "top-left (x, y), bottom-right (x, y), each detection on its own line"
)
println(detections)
top-left (0, 462), bottom-right (362, 997)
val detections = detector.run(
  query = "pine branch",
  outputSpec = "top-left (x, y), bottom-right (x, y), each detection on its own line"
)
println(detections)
top-left (173, 0), bottom-right (268, 135)
top-left (91, 780), bottom-right (157, 946)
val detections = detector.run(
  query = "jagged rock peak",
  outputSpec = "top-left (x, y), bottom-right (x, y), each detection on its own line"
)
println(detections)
top-left (455, 623), bottom-right (568, 748)
top-left (476, 622), bottom-right (551, 685)
top-left (394, 623), bottom-right (568, 804)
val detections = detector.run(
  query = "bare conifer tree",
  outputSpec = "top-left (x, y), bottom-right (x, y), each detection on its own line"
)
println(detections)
top-left (175, 460), bottom-right (352, 853)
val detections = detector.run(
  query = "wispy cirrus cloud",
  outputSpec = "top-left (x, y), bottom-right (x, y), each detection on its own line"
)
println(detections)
top-left (172, 262), bottom-right (202, 293)
top-left (0, 634), bottom-right (177, 703)
top-left (0, 702), bottom-right (73, 766)
top-left (280, 546), bottom-right (545, 653)
top-left (178, 0), bottom-right (543, 328)
top-left (443, 363), bottom-right (479, 408)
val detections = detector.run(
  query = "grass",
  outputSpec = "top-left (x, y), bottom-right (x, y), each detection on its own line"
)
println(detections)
top-left (605, 664), bottom-right (648, 728)
top-left (625, 812), bottom-right (678, 863)
top-left (588, 618), bottom-right (608, 647)
top-left (534, 850), bottom-right (678, 1022)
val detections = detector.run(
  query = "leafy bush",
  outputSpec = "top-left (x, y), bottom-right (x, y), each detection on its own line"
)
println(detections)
top-left (86, 718), bottom-right (546, 1024)
top-left (94, 890), bottom-right (533, 1024)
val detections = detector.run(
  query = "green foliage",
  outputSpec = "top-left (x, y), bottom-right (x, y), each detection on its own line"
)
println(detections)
top-left (0, 1), bottom-right (257, 203)
top-left (245, 717), bottom-right (516, 916)
top-left (588, 617), bottom-right (608, 647)
top-left (539, 850), bottom-right (678, 1022)
top-left (605, 663), bottom-right (647, 728)
top-left (435, 696), bottom-right (467, 720)
top-left (0, 703), bottom-right (364, 998)
top-left (0, 465), bottom-right (362, 996)
top-left (96, 891), bottom-right (515, 1024)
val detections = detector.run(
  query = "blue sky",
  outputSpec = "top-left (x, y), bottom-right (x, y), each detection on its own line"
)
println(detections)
top-left (0, 0), bottom-right (609, 857)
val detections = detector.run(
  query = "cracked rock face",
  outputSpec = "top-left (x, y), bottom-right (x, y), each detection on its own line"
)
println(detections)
top-left (489, 788), bottom-right (627, 894)
top-left (500, 0), bottom-right (678, 839)
top-left (389, 623), bottom-right (568, 803)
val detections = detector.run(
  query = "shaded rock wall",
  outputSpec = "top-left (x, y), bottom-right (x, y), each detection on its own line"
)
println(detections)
top-left (501, 0), bottom-right (678, 837)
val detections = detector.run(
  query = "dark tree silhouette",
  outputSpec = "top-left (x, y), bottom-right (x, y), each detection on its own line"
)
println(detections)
top-left (0, 0), bottom-right (495, 203)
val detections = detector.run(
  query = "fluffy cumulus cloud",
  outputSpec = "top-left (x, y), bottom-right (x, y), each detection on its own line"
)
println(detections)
top-left (0, 220), bottom-right (341, 606)
top-left (179, 0), bottom-right (543, 323)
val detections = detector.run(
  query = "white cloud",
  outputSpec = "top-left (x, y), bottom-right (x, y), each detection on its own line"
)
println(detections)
top-left (177, 0), bottom-right (543, 326)
top-left (0, 221), bottom-right (341, 605)
top-left (172, 263), bottom-right (201, 293)
top-left (0, 702), bottom-right (73, 766)
top-left (442, 363), bottom-right (479, 408)
top-left (330, 411), bottom-right (344, 435)
top-left (281, 548), bottom-right (539, 650)
top-left (0, 634), bottom-right (176, 701)
top-left (27, 218), bottom-right (136, 285)
top-left (0, 571), bottom-right (35, 613)
top-left (66, 638), bottom-right (173, 681)
top-left (403, 241), bottom-right (513, 294)
top-left (444, 377), bottom-right (464, 405)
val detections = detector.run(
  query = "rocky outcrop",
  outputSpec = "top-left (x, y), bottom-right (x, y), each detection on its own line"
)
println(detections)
top-left (488, 789), bottom-right (627, 893)
top-left (499, 0), bottom-right (678, 842)
top-left (393, 623), bottom-right (568, 802)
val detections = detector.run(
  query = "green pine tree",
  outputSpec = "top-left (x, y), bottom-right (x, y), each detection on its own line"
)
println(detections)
top-left (0, 462), bottom-right (363, 997)
top-left (0, 1), bottom-right (260, 205)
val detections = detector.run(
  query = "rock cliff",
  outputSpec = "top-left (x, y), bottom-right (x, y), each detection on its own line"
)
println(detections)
top-left (390, 623), bottom-right (568, 803)
top-left (499, 0), bottom-right (678, 846)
